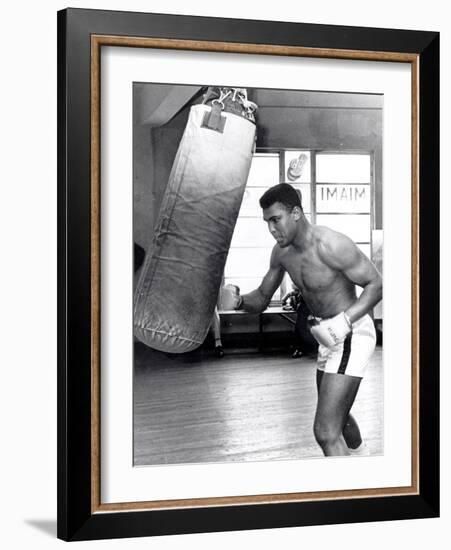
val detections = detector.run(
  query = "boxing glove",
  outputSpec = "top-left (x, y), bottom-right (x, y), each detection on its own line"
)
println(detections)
top-left (310, 312), bottom-right (352, 348)
top-left (219, 284), bottom-right (243, 310)
top-left (287, 153), bottom-right (308, 181)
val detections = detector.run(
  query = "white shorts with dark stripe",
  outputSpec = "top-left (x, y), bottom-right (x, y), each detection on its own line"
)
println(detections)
top-left (316, 314), bottom-right (376, 378)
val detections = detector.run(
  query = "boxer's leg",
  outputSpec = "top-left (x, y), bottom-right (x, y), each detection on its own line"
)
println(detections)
top-left (314, 372), bottom-right (361, 456)
top-left (316, 370), bottom-right (362, 450)
top-left (342, 414), bottom-right (363, 450)
top-left (314, 316), bottom-right (376, 455)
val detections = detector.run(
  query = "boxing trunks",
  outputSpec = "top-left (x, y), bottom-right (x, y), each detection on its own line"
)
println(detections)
top-left (315, 314), bottom-right (376, 378)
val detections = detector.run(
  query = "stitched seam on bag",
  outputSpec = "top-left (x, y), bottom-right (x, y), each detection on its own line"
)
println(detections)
top-left (136, 326), bottom-right (202, 344)
top-left (133, 141), bottom-right (183, 315)
top-left (141, 107), bottom-right (199, 302)
top-left (133, 129), bottom-right (186, 312)
top-left (134, 110), bottom-right (194, 318)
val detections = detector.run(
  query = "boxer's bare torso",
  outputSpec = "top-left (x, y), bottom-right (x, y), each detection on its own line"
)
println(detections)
top-left (275, 226), bottom-right (357, 319)
top-left (240, 202), bottom-right (381, 324)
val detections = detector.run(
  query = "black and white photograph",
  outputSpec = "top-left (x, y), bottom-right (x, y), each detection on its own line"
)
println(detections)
top-left (132, 83), bottom-right (384, 466)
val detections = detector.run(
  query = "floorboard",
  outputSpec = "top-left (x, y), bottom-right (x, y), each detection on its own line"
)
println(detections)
top-left (133, 345), bottom-right (383, 465)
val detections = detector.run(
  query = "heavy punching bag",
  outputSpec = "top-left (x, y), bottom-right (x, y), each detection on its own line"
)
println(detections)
top-left (134, 87), bottom-right (257, 353)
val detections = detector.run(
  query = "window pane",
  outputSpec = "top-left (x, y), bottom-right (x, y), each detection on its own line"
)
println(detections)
top-left (231, 218), bottom-right (274, 248)
top-left (224, 248), bottom-right (272, 278)
top-left (316, 184), bottom-right (370, 213)
top-left (316, 154), bottom-right (371, 183)
top-left (357, 244), bottom-right (371, 258)
top-left (239, 187), bottom-right (268, 217)
top-left (284, 151), bottom-right (311, 183)
top-left (372, 230), bottom-right (383, 319)
top-left (316, 214), bottom-right (371, 242)
top-left (246, 154), bottom-right (279, 187)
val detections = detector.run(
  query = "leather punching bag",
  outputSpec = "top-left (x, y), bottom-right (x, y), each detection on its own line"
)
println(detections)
top-left (134, 88), bottom-right (257, 353)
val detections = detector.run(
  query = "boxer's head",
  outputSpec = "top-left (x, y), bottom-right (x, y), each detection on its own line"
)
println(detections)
top-left (259, 183), bottom-right (303, 213)
top-left (260, 184), bottom-right (303, 247)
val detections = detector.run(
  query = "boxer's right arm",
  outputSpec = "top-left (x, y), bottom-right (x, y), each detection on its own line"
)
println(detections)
top-left (241, 247), bottom-right (285, 313)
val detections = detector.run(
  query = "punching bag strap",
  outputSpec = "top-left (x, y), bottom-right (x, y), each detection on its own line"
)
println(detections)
top-left (202, 100), bottom-right (226, 133)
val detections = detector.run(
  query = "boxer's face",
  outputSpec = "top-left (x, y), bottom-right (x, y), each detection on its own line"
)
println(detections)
top-left (263, 202), bottom-right (300, 248)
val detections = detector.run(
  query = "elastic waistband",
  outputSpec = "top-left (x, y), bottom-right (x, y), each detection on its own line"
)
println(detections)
top-left (307, 313), bottom-right (371, 326)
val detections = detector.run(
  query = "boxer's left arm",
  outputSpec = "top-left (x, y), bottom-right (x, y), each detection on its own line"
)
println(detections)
top-left (319, 232), bottom-right (382, 324)
top-left (240, 246), bottom-right (286, 313)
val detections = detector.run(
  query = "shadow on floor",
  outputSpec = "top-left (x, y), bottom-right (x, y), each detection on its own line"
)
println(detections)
top-left (25, 519), bottom-right (57, 538)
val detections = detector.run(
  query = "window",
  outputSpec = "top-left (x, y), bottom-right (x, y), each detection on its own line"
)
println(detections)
top-left (315, 152), bottom-right (372, 258)
top-left (225, 154), bottom-right (279, 296)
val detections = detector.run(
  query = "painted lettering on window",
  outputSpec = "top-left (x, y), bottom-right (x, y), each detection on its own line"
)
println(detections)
top-left (316, 185), bottom-right (370, 213)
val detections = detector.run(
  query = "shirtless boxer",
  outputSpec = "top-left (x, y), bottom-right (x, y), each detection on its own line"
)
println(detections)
top-left (222, 183), bottom-right (382, 456)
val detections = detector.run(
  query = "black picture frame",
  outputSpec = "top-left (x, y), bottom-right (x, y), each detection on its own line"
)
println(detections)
top-left (57, 8), bottom-right (439, 541)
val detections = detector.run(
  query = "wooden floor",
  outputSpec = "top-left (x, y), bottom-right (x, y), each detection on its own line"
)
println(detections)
top-left (133, 344), bottom-right (383, 466)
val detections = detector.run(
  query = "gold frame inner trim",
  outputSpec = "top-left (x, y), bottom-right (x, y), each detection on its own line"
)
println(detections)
top-left (90, 35), bottom-right (420, 514)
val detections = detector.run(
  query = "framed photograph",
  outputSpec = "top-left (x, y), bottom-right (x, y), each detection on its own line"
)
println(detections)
top-left (57, 8), bottom-right (439, 541)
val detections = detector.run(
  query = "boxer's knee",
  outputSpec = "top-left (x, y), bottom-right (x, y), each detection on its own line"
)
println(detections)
top-left (313, 418), bottom-right (342, 448)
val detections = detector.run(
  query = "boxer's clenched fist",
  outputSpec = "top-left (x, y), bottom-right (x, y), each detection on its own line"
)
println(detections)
top-left (219, 284), bottom-right (243, 311)
top-left (310, 311), bottom-right (352, 348)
